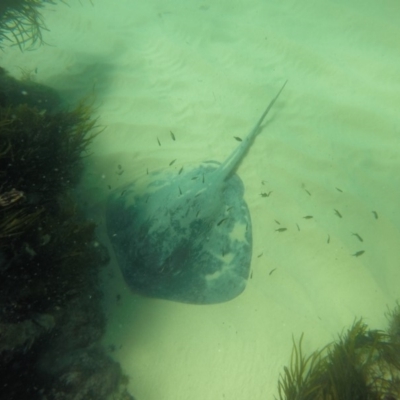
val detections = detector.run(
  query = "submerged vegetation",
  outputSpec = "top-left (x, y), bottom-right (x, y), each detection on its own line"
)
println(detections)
top-left (0, 0), bottom-right (56, 49)
top-left (386, 301), bottom-right (400, 340)
top-left (277, 315), bottom-right (400, 400)
top-left (0, 69), bottom-right (104, 314)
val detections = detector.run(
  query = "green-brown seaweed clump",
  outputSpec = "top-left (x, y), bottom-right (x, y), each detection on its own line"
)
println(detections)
top-left (277, 315), bottom-right (400, 400)
top-left (0, 69), bottom-right (103, 318)
top-left (386, 301), bottom-right (400, 341)
top-left (0, 0), bottom-right (56, 50)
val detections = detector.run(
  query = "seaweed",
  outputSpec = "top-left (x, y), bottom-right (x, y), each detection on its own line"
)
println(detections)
top-left (323, 320), bottom-right (379, 400)
top-left (0, 0), bottom-right (57, 50)
top-left (386, 301), bottom-right (400, 341)
top-left (277, 319), bottom-right (400, 400)
top-left (0, 91), bottom-right (103, 314)
top-left (0, 96), bottom-right (100, 211)
top-left (277, 333), bottom-right (328, 400)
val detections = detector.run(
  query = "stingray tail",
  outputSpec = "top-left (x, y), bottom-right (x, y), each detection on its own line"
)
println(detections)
top-left (220, 80), bottom-right (288, 181)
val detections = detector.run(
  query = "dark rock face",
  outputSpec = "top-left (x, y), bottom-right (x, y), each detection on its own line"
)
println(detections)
top-left (40, 348), bottom-right (124, 400)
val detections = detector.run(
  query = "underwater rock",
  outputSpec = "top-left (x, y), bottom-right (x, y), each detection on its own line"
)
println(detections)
top-left (0, 314), bottom-right (55, 361)
top-left (0, 67), bottom-right (61, 112)
top-left (40, 347), bottom-right (131, 400)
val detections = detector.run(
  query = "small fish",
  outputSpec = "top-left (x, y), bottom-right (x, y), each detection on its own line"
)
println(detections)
top-left (120, 190), bottom-right (127, 197)
top-left (107, 185), bottom-right (111, 190)
top-left (178, 166), bottom-right (183, 175)
top-left (116, 169), bottom-right (124, 175)
top-left (257, 252), bottom-right (263, 258)
top-left (352, 250), bottom-right (365, 257)
top-left (334, 209), bottom-right (342, 218)
top-left (303, 215), bottom-right (313, 219)
top-left (157, 137), bottom-right (161, 146)
top-left (327, 234), bottom-right (330, 244)
top-left (269, 268), bottom-right (276, 276)
top-left (234, 136), bottom-right (242, 142)
top-left (275, 227), bottom-right (287, 232)
top-left (169, 159), bottom-right (177, 166)
top-left (296, 223), bottom-right (300, 231)
top-left (226, 206), bottom-right (233, 212)
top-left (202, 174), bottom-right (205, 183)
top-left (191, 176), bottom-right (198, 180)
top-left (217, 218), bottom-right (228, 226)
top-left (352, 233), bottom-right (363, 242)
top-left (178, 186), bottom-right (182, 195)
top-left (250, 271), bottom-right (253, 279)
top-left (118, 164), bottom-right (122, 170)
top-left (196, 210), bottom-right (200, 217)
top-left (260, 191), bottom-right (272, 197)
top-left (304, 189), bottom-right (311, 196)
top-left (146, 168), bottom-right (149, 175)
top-left (170, 131), bottom-right (176, 141)
top-left (372, 211), bottom-right (378, 219)
top-left (145, 195), bottom-right (149, 203)
top-left (261, 180), bottom-right (268, 185)
top-left (275, 220), bottom-right (280, 225)
top-left (336, 187), bottom-right (343, 192)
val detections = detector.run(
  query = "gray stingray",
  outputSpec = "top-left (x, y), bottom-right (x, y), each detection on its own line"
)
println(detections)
top-left (106, 81), bottom-right (287, 304)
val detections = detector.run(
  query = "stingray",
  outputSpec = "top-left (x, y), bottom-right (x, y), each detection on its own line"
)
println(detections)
top-left (106, 81), bottom-right (287, 304)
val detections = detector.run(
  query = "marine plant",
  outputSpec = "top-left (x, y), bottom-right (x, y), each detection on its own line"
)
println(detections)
top-left (0, 0), bottom-right (57, 50)
top-left (277, 319), bottom-right (400, 400)
top-left (0, 94), bottom-right (100, 209)
top-left (277, 333), bottom-right (328, 400)
top-left (386, 301), bottom-right (400, 340)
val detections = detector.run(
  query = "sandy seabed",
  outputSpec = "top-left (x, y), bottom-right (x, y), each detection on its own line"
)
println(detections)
top-left (2, 0), bottom-right (400, 398)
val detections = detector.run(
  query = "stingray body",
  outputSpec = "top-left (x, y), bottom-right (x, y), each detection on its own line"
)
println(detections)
top-left (107, 81), bottom-right (287, 304)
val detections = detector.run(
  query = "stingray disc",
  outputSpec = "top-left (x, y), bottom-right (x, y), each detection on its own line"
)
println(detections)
top-left (106, 161), bottom-right (252, 304)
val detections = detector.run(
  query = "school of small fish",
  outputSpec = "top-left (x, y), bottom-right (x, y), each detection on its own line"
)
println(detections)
top-left (256, 182), bottom-right (374, 264)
